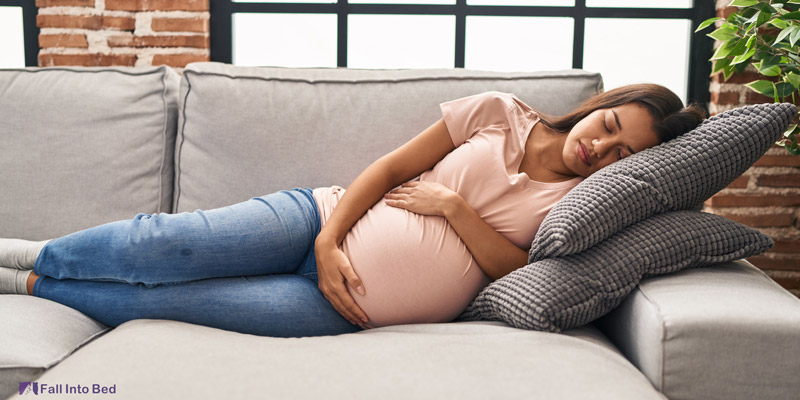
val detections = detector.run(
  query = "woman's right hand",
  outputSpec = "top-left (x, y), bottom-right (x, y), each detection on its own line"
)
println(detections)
top-left (315, 236), bottom-right (372, 329)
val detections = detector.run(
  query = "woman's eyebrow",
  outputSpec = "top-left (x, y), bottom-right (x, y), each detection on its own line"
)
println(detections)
top-left (612, 109), bottom-right (636, 155)
top-left (612, 109), bottom-right (622, 130)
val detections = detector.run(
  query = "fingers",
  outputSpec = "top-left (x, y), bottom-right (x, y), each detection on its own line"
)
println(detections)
top-left (322, 284), bottom-right (368, 329)
top-left (339, 266), bottom-right (370, 322)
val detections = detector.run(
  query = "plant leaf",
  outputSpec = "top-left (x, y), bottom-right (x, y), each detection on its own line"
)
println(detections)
top-left (774, 25), bottom-right (797, 44)
top-left (776, 81), bottom-right (796, 98)
top-left (787, 71), bottom-right (800, 89)
top-left (791, 25), bottom-right (800, 46)
top-left (771, 18), bottom-right (789, 29)
top-left (696, 17), bottom-right (720, 32)
top-left (756, 60), bottom-right (782, 76)
top-left (711, 42), bottom-right (736, 60)
top-left (730, 0), bottom-right (758, 6)
top-left (781, 11), bottom-right (800, 20)
top-left (708, 25), bottom-right (739, 41)
top-left (745, 80), bottom-right (776, 97)
top-left (712, 58), bottom-right (732, 76)
top-left (726, 38), bottom-right (749, 57)
top-left (731, 45), bottom-right (757, 65)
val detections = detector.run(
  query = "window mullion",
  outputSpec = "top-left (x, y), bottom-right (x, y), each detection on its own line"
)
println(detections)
top-left (572, 0), bottom-right (585, 70)
top-left (455, 0), bottom-right (466, 68)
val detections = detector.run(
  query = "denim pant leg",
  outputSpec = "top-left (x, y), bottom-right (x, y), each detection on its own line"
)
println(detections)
top-left (34, 188), bottom-right (321, 286)
top-left (32, 274), bottom-right (363, 337)
top-left (31, 188), bottom-right (363, 337)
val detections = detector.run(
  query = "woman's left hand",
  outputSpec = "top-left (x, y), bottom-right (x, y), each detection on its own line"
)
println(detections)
top-left (384, 181), bottom-right (459, 217)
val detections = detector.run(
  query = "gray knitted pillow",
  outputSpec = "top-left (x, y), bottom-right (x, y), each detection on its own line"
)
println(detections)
top-left (455, 211), bottom-right (774, 332)
top-left (529, 102), bottom-right (795, 262)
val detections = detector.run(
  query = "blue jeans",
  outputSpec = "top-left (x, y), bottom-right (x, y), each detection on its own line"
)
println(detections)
top-left (31, 188), bottom-right (363, 338)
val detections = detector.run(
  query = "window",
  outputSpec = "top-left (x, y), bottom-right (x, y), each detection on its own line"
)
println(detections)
top-left (210, 0), bottom-right (714, 106)
top-left (0, 0), bottom-right (39, 67)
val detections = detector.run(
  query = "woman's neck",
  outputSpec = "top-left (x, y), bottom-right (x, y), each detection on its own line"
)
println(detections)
top-left (521, 122), bottom-right (576, 182)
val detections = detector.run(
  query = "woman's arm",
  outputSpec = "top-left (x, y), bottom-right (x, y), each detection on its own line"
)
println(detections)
top-left (316, 118), bottom-right (455, 245)
top-left (383, 181), bottom-right (529, 282)
top-left (314, 118), bottom-right (456, 328)
top-left (442, 194), bottom-right (529, 281)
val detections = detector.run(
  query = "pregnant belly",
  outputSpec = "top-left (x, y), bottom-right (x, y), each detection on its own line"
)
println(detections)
top-left (341, 200), bottom-right (491, 328)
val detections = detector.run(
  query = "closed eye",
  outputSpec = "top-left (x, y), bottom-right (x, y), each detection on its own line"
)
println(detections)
top-left (603, 114), bottom-right (623, 160)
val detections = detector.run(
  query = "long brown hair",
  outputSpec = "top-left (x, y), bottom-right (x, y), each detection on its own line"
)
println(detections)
top-left (537, 83), bottom-right (707, 143)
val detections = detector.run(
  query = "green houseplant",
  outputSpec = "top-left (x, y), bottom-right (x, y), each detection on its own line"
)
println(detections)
top-left (698, 0), bottom-right (800, 155)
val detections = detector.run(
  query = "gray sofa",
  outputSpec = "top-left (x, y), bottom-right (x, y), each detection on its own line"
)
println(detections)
top-left (1, 62), bottom-right (799, 400)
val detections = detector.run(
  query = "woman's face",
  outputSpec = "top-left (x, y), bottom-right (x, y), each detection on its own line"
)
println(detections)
top-left (562, 102), bottom-right (660, 177)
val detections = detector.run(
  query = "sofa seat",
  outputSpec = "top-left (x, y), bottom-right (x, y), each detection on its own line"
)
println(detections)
top-left (6, 320), bottom-right (664, 400)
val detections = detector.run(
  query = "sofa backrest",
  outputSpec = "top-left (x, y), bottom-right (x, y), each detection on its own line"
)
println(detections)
top-left (0, 66), bottom-right (179, 240)
top-left (175, 62), bottom-right (603, 212)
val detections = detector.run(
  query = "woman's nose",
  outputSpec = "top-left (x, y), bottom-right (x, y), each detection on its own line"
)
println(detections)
top-left (591, 138), bottom-right (607, 158)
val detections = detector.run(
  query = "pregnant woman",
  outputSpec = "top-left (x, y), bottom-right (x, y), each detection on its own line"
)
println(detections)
top-left (0, 84), bottom-right (705, 338)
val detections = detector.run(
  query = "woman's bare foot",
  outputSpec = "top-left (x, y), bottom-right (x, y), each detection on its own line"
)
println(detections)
top-left (26, 272), bottom-right (38, 295)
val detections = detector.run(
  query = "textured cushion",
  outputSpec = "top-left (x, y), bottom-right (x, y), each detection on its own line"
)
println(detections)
top-left (529, 102), bottom-right (796, 262)
top-left (0, 65), bottom-right (180, 240)
top-left (455, 211), bottom-right (774, 332)
top-left (7, 319), bottom-right (665, 400)
top-left (174, 62), bottom-right (602, 212)
top-left (0, 296), bottom-right (109, 400)
top-left (595, 259), bottom-right (800, 400)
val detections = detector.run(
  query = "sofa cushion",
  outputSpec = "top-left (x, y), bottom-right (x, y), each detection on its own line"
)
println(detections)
top-left (174, 62), bottom-right (602, 212)
top-left (528, 102), bottom-right (796, 261)
top-left (6, 320), bottom-right (665, 400)
top-left (455, 211), bottom-right (773, 332)
top-left (0, 65), bottom-right (180, 240)
top-left (0, 295), bottom-right (109, 400)
top-left (595, 259), bottom-right (800, 400)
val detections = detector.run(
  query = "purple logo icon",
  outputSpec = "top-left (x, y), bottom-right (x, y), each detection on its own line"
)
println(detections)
top-left (19, 382), bottom-right (38, 395)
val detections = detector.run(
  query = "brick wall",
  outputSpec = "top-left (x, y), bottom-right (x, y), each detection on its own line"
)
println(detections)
top-left (706, 0), bottom-right (800, 297)
top-left (36, 0), bottom-right (209, 72)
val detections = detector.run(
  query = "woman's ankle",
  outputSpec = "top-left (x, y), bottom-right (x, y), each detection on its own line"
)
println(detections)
top-left (26, 272), bottom-right (39, 295)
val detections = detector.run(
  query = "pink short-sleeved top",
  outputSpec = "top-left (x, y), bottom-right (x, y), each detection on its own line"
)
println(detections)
top-left (312, 91), bottom-right (584, 328)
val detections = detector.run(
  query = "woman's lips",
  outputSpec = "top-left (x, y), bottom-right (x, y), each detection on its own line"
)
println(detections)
top-left (578, 142), bottom-right (591, 167)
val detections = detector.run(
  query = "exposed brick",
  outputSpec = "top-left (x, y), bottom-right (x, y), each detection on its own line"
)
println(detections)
top-left (37, 14), bottom-right (102, 30)
top-left (36, 0), bottom-right (93, 6)
top-left (151, 17), bottom-right (208, 33)
top-left (716, 212), bottom-right (794, 227)
top-left (772, 276), bottom-right (800, 291)
top-left (108, 35), bottom-right (208, 48)
top-left (152, 53), bottom-right (209, 67)
top-left (726, 175), bottom-right (749, 189)
top-left (772, 240), bottom-right (800, 253)
top-left (102, 16), bottom-right (136, 31)
top-left (38, 34), bottom-right (88, 48)
top-left (745, 90), bottom-right (780, 104)
top-left (39, 53), bottom-right (137, 67)
top-left (105, 0), bottom-right (208, 11)
top-left (749, 257), bottom-right (800, 272)
top-left (757, 174), bottom-right (800, 188)
top-left (754, 155), bottom-right (800, 167)
top-left (758, 26), bottom-right (781, 37)
top-left (712, 72), bottom-right (778, 84)
top-left (717, 6), bottom-right (737, 19)
top-left (705, 194), bottom-right (800, 207)
top-left (710, 91), bottom-right (739, 105)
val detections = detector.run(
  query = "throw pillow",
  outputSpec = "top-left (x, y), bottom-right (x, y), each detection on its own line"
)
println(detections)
top-left (529, 102), bottom-right (795, 262)
top-left (455, 211), bottom-right (774, 332)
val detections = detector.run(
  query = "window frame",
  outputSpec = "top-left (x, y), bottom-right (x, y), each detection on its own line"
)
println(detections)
top-left (212, 0), bottom-right (715, 108)
top-left (0, 0), bottom-right (39, 67)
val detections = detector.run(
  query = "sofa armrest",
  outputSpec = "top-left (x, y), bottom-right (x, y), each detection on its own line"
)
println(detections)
top-left (594, 259), bottom-right (800, 400)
